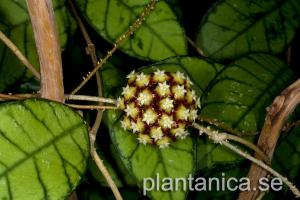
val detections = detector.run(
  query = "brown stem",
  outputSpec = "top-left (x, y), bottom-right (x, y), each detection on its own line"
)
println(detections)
top-left (26, 0), bottom-right (76, 198)
top-left (67, 1), bottom-right (122, 199)
top-left (90, 146), bottom-right (123, 200)
top-left (66, 104), bottom-right (118, 110)
top-left (27, 0), bottom-right (64, 102)
top-left (67, 0), bottom-right (104, 136)
top-left (67, 0), bottom-right (98, 65)
top-left (186, 36), bottom-right (205, 57)
top-left (0, 93), bottom-right (39, 100)
top-left (238, 79), bottom-right (300, 200)
top-left (65, 94), bottom-right (116, 104)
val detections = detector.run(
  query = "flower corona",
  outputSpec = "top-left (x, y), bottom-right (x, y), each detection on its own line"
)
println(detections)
top-left (118, 70), bottom-right (201, 148)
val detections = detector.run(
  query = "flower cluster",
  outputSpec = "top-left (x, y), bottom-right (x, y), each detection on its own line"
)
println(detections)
top-left (117, 70), bottom-right (200, 148)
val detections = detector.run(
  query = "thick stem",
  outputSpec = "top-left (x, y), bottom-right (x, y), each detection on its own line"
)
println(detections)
top-left (27, 0), bottom-right (75, 198)
top-left (27, 0), bottom-right (64, 102)
top-left (238, 79), bottom-right (300, 200)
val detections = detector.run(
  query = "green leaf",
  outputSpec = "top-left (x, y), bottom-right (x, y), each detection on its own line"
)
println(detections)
top-left (272, 126), bottom-right (300, 191)
top-left (196, 0), bottom-right (300, 61)
top-left (0, 99), bottom-right (89, 200)
top-left (201, 54), bottom-right (294, 133)
top-left (76, 0), bottom-right (187, 61)
top-left (0, 0), bottom-right (75, 91)
top-left (103, 56), bottom-right (223, 200)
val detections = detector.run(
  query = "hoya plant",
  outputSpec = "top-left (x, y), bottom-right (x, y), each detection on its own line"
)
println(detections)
top-left (0, 0), bottom-right (300, 200)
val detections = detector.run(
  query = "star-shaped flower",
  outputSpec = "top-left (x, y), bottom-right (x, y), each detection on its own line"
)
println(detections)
top-left (126, 70), bottom-right (136, 79)
top-left (156, 81), bottom-right (170, 96)
top-left (189, 109), bottom-right (198, 122)
top-left (130, 121), bottom-right (139, 133)
top-left (176, 105), bottom-right (190, 121)
top-left (160, 98), bottom-right (174, 112)
top-left (172, 71), bottom-right (185, 84)
top-left (150, 127), bottom-right (163, 141)
top-left (136, 72), bottom-right (150, 87)
top-left (137, 134), bottom-right (150, 145)
top-left (121, 85), bottom-right (136, 99)
top-left (154, 69), bottom-right (165, 77)
top-left (116, 97), bottom-right (125, 109)
top-left (120, 117), bottom-right (130, 130)
top-left (174, 128), bottom-right (189, 139)
top-left (121, 85), bottom-right (130, 95)
top-left (172, 85), bottom-right (186, 99)
top-left (153, 69), bottom-right (167, 82)
top-left (137, 89), bottom-right (153, 106)
top-left (124, 103), bottom-right (138, 118)
top-left (142, 109), bottom-right (157, 125)
top-left (160, 114), bottom-right (174, 129)
top-left (176, 71), bottom-right (185, 79)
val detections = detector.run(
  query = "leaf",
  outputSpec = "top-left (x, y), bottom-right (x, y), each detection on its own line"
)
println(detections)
top-left (76, 0), bottom-right (187, 61)
top-left (201, 53), bottom-right (294, 133)
top-left (103, 56), bottom-right (224, 200)
top-left (196, 0), bottom-right (300, 61)
top-left (0, 0), bottom-right (75, 92)
top-left (0, 99), bottom-right (89, 200)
